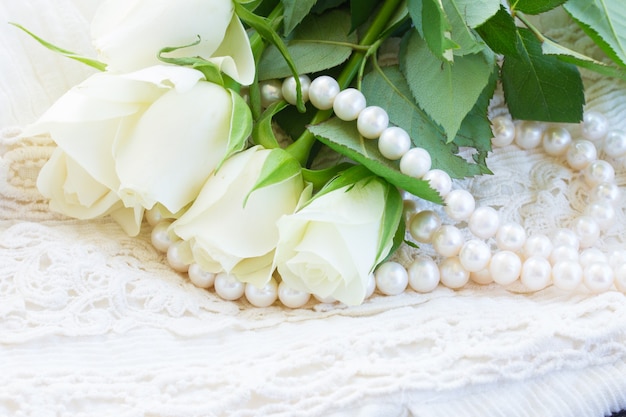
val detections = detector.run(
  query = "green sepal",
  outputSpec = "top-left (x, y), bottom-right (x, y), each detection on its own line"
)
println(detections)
top-left (308, 165), bottom-right (375, 205)
top-left (157, 37), bottom-right (225, 85)
top-left (252, 100), bottom-right (289, 149)
top-left (244, 147), bottom-right (302, 206)
top-left (301, 162), bottom-right (355, 192)
top-left (375, 183), bottom-right (404, 267)
top-left (10, 23), bottom-right (106, 71)
top-left (234, 2), bottom-right (306, 112)
top-left (218, 89), bottom-right (253, 170)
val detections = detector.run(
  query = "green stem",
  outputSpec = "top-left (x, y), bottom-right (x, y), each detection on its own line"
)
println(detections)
top-left (286, 0), bottom-right (404, 165)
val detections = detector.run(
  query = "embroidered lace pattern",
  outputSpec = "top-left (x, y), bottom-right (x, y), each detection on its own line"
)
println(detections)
top-left (1, 5), bottom-right (626, 417)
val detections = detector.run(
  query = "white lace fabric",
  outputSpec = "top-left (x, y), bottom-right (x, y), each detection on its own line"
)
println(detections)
top-left (1, 3), bottom-right (626, 416)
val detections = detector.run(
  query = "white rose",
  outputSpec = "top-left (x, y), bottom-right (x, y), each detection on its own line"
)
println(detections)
top-left (274, 177), bottom-right (399, 306)
top-left (172, 146), bottom-right (309, 287)
top-left (91, 0), bottom-right (255, 85)
top-left (33, 65), bottom-right (250, 236)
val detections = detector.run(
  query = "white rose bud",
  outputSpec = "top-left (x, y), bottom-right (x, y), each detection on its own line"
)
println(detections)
top-left (274, 174), bottom-right (402, 306)
top-left (172, 147), bottom-right (309, 287)
top-left (91, 0), bottom-right (255, 84)
top-left (33, 65), bottom-right (251, 236)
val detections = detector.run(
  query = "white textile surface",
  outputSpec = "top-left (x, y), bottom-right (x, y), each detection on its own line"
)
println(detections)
top-left (1, 2), bottom-right (626, 416)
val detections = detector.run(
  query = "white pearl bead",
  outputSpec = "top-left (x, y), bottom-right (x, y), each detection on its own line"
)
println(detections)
top-left (552, 228), bottom-right (580, 249)
top-left (610, 250), bottom-right (626, 268)
top-left (542, 126), bottom-right (572, 156)
top-left (552, 261), bottom-right (583, 290)
top-left (523, 234), bottom-right (553, 259)
top-left (439, 256), bottom-right (470, 289)
top-left (409, 210), bottom-right (441, 243)
top-left (188, 264), bottom-right (216, 288)
top-left (151, 221), bottom-right (176, 253)
top-left (444, 189), bottom-right (476, 221)
top-left (431, 225), bottom-right (464, 257)
top-left (585, 202), bottom-right (615, 230)
top-left (375, 261), bottom-right (408, 296)
top-left (407, 257), bottom-right (440, 292)
top-left (459, 239), bottom-right (492, 272)
top-left (515, 121), bottom-right (543, 149)
top-left (145, 206), bottom-right (164, 226)
top-left (379, 127), bottom-right (412, 160)
top-left (403, 199), bottom-right (418, 224)
top-left (245, 278), bottom-right (278, 308)
top-left (584, 160), bottom-right (615, 186)
top-left (470, 268), bottom-right (493, 285)
top-left (308, 75), bottom-right (340, 110)
top-left (604, 130), bottom-right (626, 158)
top-left (583, 262), bottom-right (614, 292)
top-left (495, 222), bottom-right (526, 251)
top-left (167, 241), bottom-right (189, 273)
top-left (214, 272), bottom-right (245, 301)
top-left (614, 263), bottom-right (626, 292)
top-left (590, 182), bottom-right (620, 204)
top-left (400, 147), bottom-right (431, 177)
top-left (489, 250), bottom-right (522, 286)
top-left (579, 248), bottom-right (608, 267)
top-left (259, 79), bottom-right (284, 107)
top-left (566, 140), bottom-right (597, 170)
top-left (520, 256), bottom-right (551, 291)
top-left (491, 115), bottom-right (516, 147)
top-left (333, 88), bottom-right (366, 121)
top-left (572, 215), bottom-right (600, 248)
top-left (357, 106), bottom-right (389, 139)
top-left (277, 281), bottom-right (311, 308)
top-left (423, 169), bottom-right (452, 197)
top-left (549, 245), bottom-right (580, 264)
top-left (281, 75), bottom-right (311, 105)
top-left (468, 206), bottom-right (500, 239)
top-left (365, 273), bottom-right (376, 299)
top-left (581, 111), bottom-right (609, 142)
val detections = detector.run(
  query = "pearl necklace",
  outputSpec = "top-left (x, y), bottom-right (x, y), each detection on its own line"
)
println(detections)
top-left (148, 73), bottom-right (626, 308)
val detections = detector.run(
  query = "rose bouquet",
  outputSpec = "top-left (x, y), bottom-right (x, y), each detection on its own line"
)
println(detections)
top-left (13, 0), bottom-right (626, 306)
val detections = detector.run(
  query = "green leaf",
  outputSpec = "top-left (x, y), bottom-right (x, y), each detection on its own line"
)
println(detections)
top-left (308, 118), bottom-right (442, 203)
top-left (564, 0), bottom-right (626, 67)
top-left (246, 147), bottom-right (302, 206)
top-left (258, 10), bottom-right (357, 80)
top-left (252, 100), bottom-right (289, 149)
top-left (281, 0), bottom-right (318, 36)
top-left (501, 28), bottom-right (585, 122)
top-left (421, 0), bottom-right (458, 61)
top-left (302, 163), bottom-right (355, 191)
top-left (10, 22), bottom-right (106, 71)
top-left (220, 89), bottom-right (253, 169)
top-left (513, 0), bottom-right (567, 15)
top-left (361, 65), bottom-right (489, 179)
top-left (350, 0), bottom-right (380, 32)
top-left (441, 0), bottom-right (488, 56)
top-left (407, 0), bottom-right (425, 37)
top-left (449, 0), bottom-right (500, 28)
top-left (310, 164), bottom-right (374, 202)
top-left (235, 2), bottom-right (306, 111)
top-left (400, 30), bottom-right (495, 140)
top-left (376, 182), bottom-right (404, 266)
top-left (475, 5), bottom-right (520, 57)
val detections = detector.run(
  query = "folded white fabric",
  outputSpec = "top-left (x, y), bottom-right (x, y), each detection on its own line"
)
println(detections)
top-left (1, 2), bottom-right (626, 417)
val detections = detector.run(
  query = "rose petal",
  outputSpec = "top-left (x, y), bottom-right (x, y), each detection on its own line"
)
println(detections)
top-left (206, 14), bottom-right (256, 86)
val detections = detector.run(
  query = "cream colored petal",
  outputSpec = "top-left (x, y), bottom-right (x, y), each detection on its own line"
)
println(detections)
top-left (231, 252), bottom-right (276, 287)
top-left (110, 204), bottom-right (144, 236)
top-left (207, 14), bottom-right (256, 86)
top-left (122, 65), bottom-right (205, 94)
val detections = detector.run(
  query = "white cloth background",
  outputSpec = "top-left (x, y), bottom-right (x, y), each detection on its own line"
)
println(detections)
top-left (1, 2), bottom-right (626, 416)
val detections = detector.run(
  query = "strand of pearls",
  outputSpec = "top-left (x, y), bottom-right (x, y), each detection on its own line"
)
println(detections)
top-left (149, 74), bottom-right (626, 308)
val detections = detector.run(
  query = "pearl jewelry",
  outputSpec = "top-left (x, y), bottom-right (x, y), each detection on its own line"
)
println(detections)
top-left (520, 256), bottom-right (552, 291)
top-left (552, 228), bottom-right (580, 249)
top-left (407, 257), bottom-right (440, 292)
top-left (572, 215), bottom-right (600, 248)
top-left (584, 160), bottom-right (615, 186)
top-left (604, 130), bottom-right (626, 158)
top-left (375, 261), bottom-right (408, 295)
top-left (523, 234), bottom-right (553, 259)
top-left (167, 241), bottom-right (190, 273)
top-left (277, 281), bottom-right (311, 308)
top-left (399, 147), bottom-right (431, 177)
top-left (145, 206), bottom-right (164, 226)
top-left (579, 248), bottom-right (608, 267)
top-left (468, 206), bottom-right (500, 239)
top-left (583, 262), bottom-right (614, 292)
top-left (549, 245), bottom-right (580, 264)
top-left (585, 202), bottom-right (615, 230)
top-left (409, 210), bottom-right (441, 243)
top-left (259, 79), bottom-right (284, 108)
top-left (552, 261), bottom-right (583, 290)
top-left (459, 239), bottom-right (491, 272)
top-left (357, 106), bottom-right (389, 139)
top-left (444, 189), bottom-right (476, 221)
top-left (470, 268), bottom-right (493, 285)
top-left (422, 169), bottom-right (452, 197)
top-left (151, 220), bottom-right (177, 253)
top-left (365, 273), bottom-right (376, 299)
top-left (245, 279), bottom-right (278, 307)
top-left (491, 115), bottom-right (516, 147)
top-left (496, 222), bottom-right (526, 251)
top-left (379, 127), bottom-right (412, 160)
top-left (489, 251), bottom-right (522, 286)
top-left (439, 257), bottom-right (470, 289)
top-left (333, 88), bottom-right (366, 121)
top-left (188, 264), bottom-right (216, 288)
top-left (566, 140), bottom-right (597, 170)
top-left (542, 126), bottom-right (572, 156)
top-left (432, 225), bottom-right (464, 257)
top-left (581, 111), bottom-right (609, 142)
top-left (281, 75), bottom-right (311, 105)
top-left (515, 121), bottom-right (543, 149)
top-left (308, 75), bottom-right (340, 110)
top-left (590, 182), bottom-right (620, 204)
top-left (614, 264), bottom-right (626, 292)
top-left (214, 272), bottom-right (245, 301)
